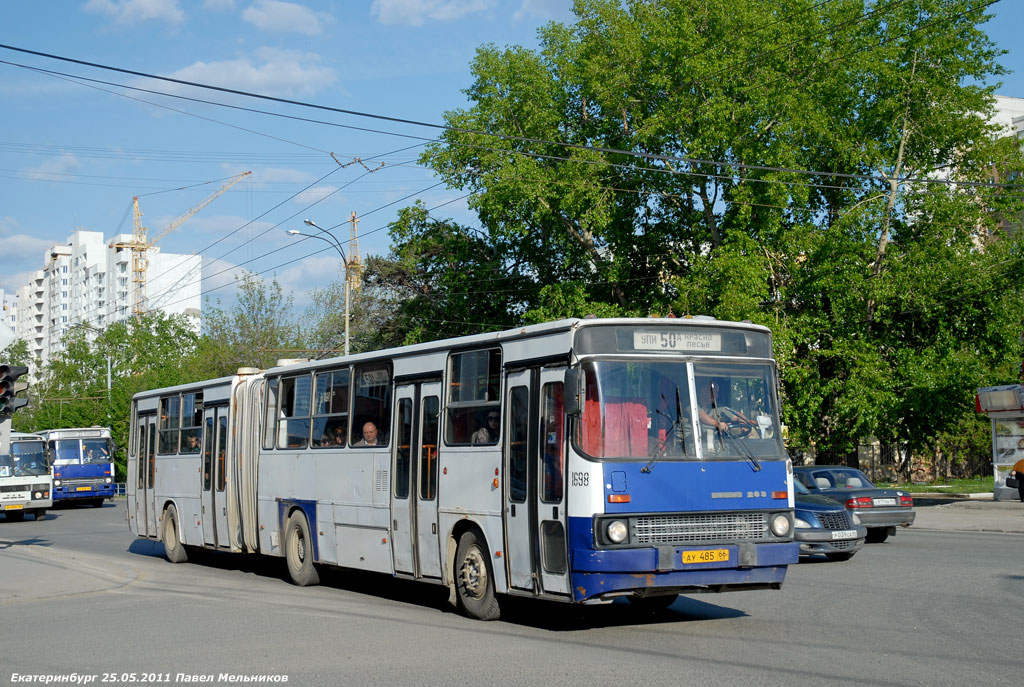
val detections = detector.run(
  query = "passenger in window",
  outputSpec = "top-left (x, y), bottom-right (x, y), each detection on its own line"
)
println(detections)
top-left (354, 421), bottom-right (382, 447)
top-left (185, 434), bottom-right (200, 453)
top-left (333, 425), bottom-right (346, 446)
top-left (471, 411), bottom-right (500, 445)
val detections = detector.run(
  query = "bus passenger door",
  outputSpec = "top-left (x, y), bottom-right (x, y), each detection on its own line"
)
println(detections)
top-left (135, 414), bottom-right (157, 537)
top-left (537, 368), bottom-right (570, 595)
top-left (414, 382), bottom-right (441, 579)
top-left (212, 407), bottom-right (230, 548)
top-left (200, 407), bottom-right (219, 547)
top-left (391, 385), bottom-right (416, 575)
top-left (504, 370), bottom-right (535, 591)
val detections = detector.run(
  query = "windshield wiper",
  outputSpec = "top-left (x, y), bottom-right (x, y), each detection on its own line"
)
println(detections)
top-left (710, 397), bottom-right (761, 472)
top-left (643, 387), bottom-right (687, 473)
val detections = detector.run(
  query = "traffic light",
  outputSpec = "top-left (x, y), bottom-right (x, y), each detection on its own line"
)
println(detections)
top-left (0, 364), bottom-right (29, 416)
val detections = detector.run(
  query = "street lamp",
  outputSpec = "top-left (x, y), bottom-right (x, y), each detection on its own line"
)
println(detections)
top-left (287, 219), bottom-right (352, 356)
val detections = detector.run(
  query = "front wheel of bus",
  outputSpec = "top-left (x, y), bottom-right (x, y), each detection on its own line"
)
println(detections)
top-left (284, 511), bottom-right (320, 587)
top-left (455, 531), bottom-right (501, 621)
top-left (162, 505), bottom-right (189, 564)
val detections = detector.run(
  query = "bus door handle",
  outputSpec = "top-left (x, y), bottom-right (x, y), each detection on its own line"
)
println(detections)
top-left (510, 504), bottom-right (516, 517)
top-left (553, 506), bottom-right (558, 519)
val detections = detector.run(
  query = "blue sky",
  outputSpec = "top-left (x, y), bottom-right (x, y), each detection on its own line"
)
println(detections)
top-left (1, 0), bottom-right (1022, 315)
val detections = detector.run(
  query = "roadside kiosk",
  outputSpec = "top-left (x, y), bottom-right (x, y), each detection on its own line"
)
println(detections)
top-left (976, 384), bottom-right (1024, 501)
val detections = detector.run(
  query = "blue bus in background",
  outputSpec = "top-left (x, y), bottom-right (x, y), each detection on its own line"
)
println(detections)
top-left (39, 427), bottom-right (115, 507)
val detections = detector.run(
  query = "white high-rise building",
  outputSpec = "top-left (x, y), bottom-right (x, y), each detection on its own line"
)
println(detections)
top-left (13, 230), bottom-right (201, 365)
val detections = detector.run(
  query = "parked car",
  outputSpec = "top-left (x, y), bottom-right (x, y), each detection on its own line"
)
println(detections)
top-left (793, 477), bottom-right (866, 561)
top-left (793, 466), bottom-right (915, 543)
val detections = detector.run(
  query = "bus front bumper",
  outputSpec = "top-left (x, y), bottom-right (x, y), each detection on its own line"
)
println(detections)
top-left (570, 541), bottom-right (798, 602)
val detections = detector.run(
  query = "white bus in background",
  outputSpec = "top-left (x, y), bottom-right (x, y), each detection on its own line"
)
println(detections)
top-left (0, 431), bottom-right (52, 521)
top-left (128, 317), bottom-right (796, 620)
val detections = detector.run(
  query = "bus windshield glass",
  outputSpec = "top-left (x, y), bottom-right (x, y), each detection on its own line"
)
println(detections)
top-left (576, 360), bottom-right (785, 460)
top-left (82, 439), bottom-right (112, 464)
top-left (10, 441), bottom-right (49, 476)
top-left (54, 439), bottom-right (83, 465)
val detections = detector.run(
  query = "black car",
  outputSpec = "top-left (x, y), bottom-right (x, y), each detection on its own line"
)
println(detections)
top-left (793, 478), bottom-right (866, 561)
top-left (794, 466), bottom-right (915, 543)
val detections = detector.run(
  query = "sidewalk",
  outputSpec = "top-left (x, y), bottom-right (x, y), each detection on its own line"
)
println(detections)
top-left (911, 494), bottom-right (1024, 534)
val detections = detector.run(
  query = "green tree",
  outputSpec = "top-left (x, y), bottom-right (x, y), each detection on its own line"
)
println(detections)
top-left (198, 274), bottom-right (302, 376)
top-left (405, 0), bottom-right (1024, 468)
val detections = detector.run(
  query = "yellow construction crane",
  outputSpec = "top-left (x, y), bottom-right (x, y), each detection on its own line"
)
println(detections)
top-left (119, 170), bottom-right (251, 319)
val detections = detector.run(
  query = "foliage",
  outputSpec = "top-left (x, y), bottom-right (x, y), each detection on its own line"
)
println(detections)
top-left (198, 274), bottom-right (302, 376)
top-left (14, 312), bottom-right (201, 479)
top-left (402, 0), bottom-right (1024, 460)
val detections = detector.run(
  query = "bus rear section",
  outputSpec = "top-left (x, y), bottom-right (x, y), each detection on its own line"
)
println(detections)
top-left (41, 428), bottom-right (116, 506)
top-left (0, 432), bottom-right (52, 521)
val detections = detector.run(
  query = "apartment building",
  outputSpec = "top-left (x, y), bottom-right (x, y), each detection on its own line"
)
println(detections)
top-left (13, 230), bottom-right (201, 365)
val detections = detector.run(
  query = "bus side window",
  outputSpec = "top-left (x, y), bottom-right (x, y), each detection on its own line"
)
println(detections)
top-left (541, 382), bottom-right (564, 503)
top-left (446, 349), bottom-right (501, 445)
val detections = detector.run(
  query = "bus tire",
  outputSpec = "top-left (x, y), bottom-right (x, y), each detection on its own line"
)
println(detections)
top-left (162, 505), bottom-right (189, 564)
top-left (34, 509), bottom-right (46, 521)
top-left (284, 511), bottom-right (319, 587)
top-left (455, 530), bottom-right (501, 621)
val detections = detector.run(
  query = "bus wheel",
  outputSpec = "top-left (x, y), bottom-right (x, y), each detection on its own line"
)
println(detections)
top-left (162, 505), bottom-right (189, 564)
top-left (34, 509), bottom-right (46, 521)
top-left (455, 531), bottom-right (501, 621)
top-left (284, 511), bottom-right (320, 587)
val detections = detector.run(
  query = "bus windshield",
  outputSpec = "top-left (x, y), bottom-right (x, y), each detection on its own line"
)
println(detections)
top-left (10, 441), bottom-right (49, 476)
top-left (576, 359), bottom-right (785, 461)
top-left (54, 439), bottom-right (83, 465)
top-left (82, 439), bottom-right (112, 464)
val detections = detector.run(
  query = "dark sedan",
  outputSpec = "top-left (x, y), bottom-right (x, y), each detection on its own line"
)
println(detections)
top-left (793, 478), bottom-right (866, 560)
top-left (793, 466), bottom-right (915, 543)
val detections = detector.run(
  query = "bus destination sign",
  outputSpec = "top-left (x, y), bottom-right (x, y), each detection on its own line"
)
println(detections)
top-left (634, 330), bottom-right (722, 352)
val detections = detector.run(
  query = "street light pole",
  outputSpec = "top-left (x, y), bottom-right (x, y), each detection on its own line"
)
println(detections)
top-left (289, 220), bottom-right (351, 356)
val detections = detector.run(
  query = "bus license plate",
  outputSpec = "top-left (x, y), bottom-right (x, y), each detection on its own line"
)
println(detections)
top-left (4, 504), bottom-right (24, 510)
top-left (76, 486), bottom-right (93, 492)
top-left (831, 530), bottom-right (859, 540)
top-left (683, 549), bottom-right (729, 564)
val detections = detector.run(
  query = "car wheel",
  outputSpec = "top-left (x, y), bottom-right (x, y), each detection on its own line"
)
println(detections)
top-left (865, 528), bottom-right (890, 543)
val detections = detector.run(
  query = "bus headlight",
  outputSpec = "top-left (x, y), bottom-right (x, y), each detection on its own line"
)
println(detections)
top-left (607, 520), bottom-right (628, 544)
top-left (54, 479), bottom-right (62, 487)
top-left (105, 477), bottom-right (112, 484)
top-left (770, 513), bottom-right (791, 537)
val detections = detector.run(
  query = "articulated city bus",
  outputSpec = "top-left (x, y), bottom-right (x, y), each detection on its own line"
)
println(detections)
top-left (128, 317), bottom-right (796, 619)
top-left (38, 427), bottom-right (116, 506)
top-left (0, 431), bottom-right (52, 521)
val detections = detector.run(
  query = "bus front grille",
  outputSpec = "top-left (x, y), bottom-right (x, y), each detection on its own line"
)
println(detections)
top-left (633, 512), bottom-right (768, 544)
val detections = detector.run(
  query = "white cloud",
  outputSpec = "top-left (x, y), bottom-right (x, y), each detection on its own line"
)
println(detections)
top-left (201, 257), bottom-right (254, 297)
top-left (83, 0), bottom-right (185, 25)
top-left (294, 186), bottom-right (340, 206)
top-left (275, 254), bottom-right (343, 304)
top-left (370, 0), bottom-right (495, 26)
top-left (163, 47), bottom-right (337, 97)
top-left (23, 153), bottom-right (80, 181)
top-left (242, 0), bottom-right (333, 35)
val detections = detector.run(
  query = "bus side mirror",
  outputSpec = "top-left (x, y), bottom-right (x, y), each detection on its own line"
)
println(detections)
top-left (564, 368), bottom-right (583, 417)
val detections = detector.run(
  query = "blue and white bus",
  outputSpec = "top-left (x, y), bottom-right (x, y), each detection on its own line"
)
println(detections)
top-left (38, 427), bottom-right (116, 506)
top-left (128, 317), bottom-right (796, 619)
top-left (0, 431), bottom-right (52, 521)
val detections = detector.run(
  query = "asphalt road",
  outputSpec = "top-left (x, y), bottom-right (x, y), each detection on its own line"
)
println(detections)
top-left (1, 501), bottom-right (1021, 687)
